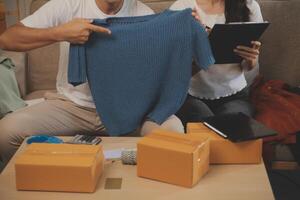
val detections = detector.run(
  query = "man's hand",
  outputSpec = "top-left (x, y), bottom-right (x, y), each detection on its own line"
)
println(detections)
top-left (54, 19), bottom-right (111, 44)
top-left (0, 18), bottom-right (111, 51)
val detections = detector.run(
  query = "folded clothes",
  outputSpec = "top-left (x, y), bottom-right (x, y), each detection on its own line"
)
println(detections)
top-left (0, 57), bottom-right (27, 118)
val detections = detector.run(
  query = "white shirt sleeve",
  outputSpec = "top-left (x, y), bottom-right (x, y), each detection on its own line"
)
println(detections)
top-left (248, 0), bottom-right (264, 22)
top-left (21, 0), bottom-right (72, 28)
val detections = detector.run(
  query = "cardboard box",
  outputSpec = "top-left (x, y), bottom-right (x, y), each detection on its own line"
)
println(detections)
top-left (187, 123), bottom-right (262, 164)
top-left (15, 143), bottom-right (104, 193)
top-left (137, 130), bottom-right (209, 188)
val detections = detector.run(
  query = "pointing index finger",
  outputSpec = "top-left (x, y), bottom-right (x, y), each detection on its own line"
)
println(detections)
top-left (87, 24), bottom-right (111, 34)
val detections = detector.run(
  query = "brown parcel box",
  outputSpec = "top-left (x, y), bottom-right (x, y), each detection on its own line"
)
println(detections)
top-left (15, 143), bottom-right (104, 193)
top-left (137, 130), bottom-right (209, 188)
top-left (187, 123), bottom-right (262, 164)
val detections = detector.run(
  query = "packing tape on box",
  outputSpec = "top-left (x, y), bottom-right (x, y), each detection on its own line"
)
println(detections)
top-left (104, 149), bottom-right (137, 165)
top-left (147, 132), bottom-right (208, 149)
top-left (26, 149), bottom-right (101, 157)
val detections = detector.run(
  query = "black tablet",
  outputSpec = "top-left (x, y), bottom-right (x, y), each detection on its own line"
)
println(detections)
top-left (203, 112), bottom-right (277, 143)
top-left (209, 22), bottom-right (270, 64)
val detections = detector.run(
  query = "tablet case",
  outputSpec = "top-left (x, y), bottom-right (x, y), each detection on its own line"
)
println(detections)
top-left (203, 112), bottom-right (277, 142)
top-left (209, 22), bottom-right (270, 64)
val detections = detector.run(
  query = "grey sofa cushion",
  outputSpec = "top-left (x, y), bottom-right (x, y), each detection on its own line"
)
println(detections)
top-left (27, 44), bottom-right (59, 93)
top-left (258, 0), bottom-right (300, 86)
top-left (26, 0), bottom-right (59, 93)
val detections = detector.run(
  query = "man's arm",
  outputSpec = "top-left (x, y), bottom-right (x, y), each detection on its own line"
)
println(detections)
top-left (0, 19), bottom-right (111, 52)
top-left (0, 23), bottom-right (57, 51)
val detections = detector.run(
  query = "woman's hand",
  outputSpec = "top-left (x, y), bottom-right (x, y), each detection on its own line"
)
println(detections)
top-left (191, 8), bottom-right (212, 34)
top-left (234, 41), bottom-right (261, 70)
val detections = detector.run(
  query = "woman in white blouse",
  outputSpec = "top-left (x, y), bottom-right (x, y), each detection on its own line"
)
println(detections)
top-left (171, 0), bottom-right (264, 127)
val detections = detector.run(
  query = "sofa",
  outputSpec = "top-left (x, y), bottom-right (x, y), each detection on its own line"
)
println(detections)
top-left (1, 0), bottom-right (300, 168)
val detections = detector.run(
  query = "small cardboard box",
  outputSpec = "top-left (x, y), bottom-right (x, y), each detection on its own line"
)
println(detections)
top-left (137, 130), bottom-right (209, 188)
top-left (187, 123), bottom-right (262, 164)
top-left (15, 143), bottom-right (104, 193)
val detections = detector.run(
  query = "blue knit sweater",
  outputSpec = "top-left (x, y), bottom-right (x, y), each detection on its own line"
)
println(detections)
top-left (68, 9), bottom-right (215, 136)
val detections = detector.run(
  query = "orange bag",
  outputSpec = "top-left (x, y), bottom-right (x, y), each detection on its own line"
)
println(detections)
top-left (251, 79), bottom-right (300, 144)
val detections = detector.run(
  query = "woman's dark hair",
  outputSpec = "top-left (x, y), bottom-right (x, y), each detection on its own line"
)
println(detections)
top-left (225, 0), bottom-right (250, 23)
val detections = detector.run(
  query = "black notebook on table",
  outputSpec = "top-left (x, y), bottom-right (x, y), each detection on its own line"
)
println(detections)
top-left (209, 22), bottom-right (270, 64)
top-left (203, 112), bottom-right (277, 143)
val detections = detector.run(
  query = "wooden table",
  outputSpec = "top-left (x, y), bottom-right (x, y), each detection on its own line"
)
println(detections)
top-left (0, 137), bottom-right (275, 200)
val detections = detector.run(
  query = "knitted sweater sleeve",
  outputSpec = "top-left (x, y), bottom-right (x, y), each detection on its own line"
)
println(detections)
top-left (68, 44), bottom-right (87, 86)
top-left (191, 18), bottom-right (215, 70)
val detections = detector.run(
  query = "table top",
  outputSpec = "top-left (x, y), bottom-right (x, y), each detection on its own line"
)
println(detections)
top-left (0, 137), bottom-right (275, 200)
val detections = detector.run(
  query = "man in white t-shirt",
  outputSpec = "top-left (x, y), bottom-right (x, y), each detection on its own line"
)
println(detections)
top-left (0, 0), bottom-right (184, 172)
